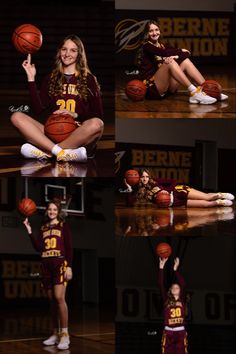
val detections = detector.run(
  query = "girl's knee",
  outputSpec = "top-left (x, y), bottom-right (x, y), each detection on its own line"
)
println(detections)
top-left (89, 118), bottom-right (104, 134)
top-left (54, 293), bottom-right (64, 305)
top-left (10, 112), bottom-right (27, 127)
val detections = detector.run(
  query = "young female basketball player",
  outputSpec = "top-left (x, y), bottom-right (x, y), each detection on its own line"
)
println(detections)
top-left (158, 257), bottom-right (188, 354)
top-left (137, 20), bottom-right (228, 104)
top-left (124, 169), bottom-right (234, 207)
top-left (23, 199), bottom-right (72, 350)
top-left (11, 34), bottom-right (104, 162)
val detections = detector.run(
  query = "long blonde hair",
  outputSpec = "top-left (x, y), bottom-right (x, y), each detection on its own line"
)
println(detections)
top-left (48, 34), bottom-right (91, 100)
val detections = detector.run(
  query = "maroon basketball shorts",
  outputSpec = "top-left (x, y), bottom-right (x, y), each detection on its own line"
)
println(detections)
top-left (161, 328), bottom-right (188, 354)
top-left (41, 257), bottom-right (68, 290)
top-left (172, 185), bottom-right (191, 207)
top-left (143, 76), bottom-right (167, 100)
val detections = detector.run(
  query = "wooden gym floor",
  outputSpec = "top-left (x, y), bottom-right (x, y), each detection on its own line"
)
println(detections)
top-left (115, 204), bottom-right (236, 237)
top-left (116, 65), bottom-right (236, 119)
top-left (0, 305), bottom-right (114, 354)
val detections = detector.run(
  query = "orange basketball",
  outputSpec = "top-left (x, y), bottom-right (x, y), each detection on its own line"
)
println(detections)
top-left (12, 24), bottom-right (43, 55)
top-left (18, 198), bottom-right (37, 216)
top-left (201, 80), bottom-right (222, 100)
top-left (44, 114), bottom-right (77, 143)
top-left (156, 190), bottom-right (171, 208)
top-left (125, 169), bottom-right (140, 186)
top-left (125, 80), bottom-right (147, 101)
top-left (156, 242), bottom-right (172, 258)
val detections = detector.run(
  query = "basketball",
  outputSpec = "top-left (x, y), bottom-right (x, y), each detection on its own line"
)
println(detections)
top-left (125, 169), bottom-right (140, 186)
top-left (201, 80), bottom-right (222, 100)
top-left (125, 80), bottom-right (147, 102)
top-left (44, 114), bottom-right (77, 143)
top-left (156, 190), bottom-right (171, 208)
top-left (12, 24), bottom-right (43, 54)
top-left (18, 198), bottom-right (37, 216)
top-left (156, 242), bottom-right (172, 258)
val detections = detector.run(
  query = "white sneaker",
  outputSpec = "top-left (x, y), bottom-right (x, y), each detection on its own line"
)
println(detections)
top-left (216, 199), bottom-right (233, 207)
top-left (56, 147), bottom-right (87, 162)
top-left (217, 193), bottom-right (235, 200)
top-left (57, 332), bottom-right (70, 350)
top-left (189, 87), bottom-right (217, 104)
top-left (43, 334), bottom-right (59, 346)
top-left (220, 93), bottom-right (228, 101)
top-left (21, 143), bottom-right (52, 160)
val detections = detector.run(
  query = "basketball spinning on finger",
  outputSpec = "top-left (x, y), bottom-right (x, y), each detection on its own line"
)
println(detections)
top-left (18, 198), bottom-right (37, 217)
top-left (12, 24), bottom-right (43, 54)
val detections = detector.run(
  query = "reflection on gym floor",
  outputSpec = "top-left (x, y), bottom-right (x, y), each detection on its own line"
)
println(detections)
top-left (116, 206), bottom-right (236, 237)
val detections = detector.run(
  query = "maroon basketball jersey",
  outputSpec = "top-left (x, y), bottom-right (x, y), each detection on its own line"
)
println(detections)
top-left (164, 302), bottom-right (185, 327)
top-left (29, 221), bottom-right (73, 266)
top-left (28, 72), bottom-right (103, 121)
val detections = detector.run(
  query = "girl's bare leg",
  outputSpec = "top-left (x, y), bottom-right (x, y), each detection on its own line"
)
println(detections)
top-left (59, 118), bottom-right (104, 150)
top-left (187, 199), bottom-right (218, 207)
top-left (11, 113), bottom-right (104, 152)
top-left (11, 112), bottom-right (55, 153)
top-left (188, 188), bottom-right (219, 201)
top-left (179, 58), bottom-right (205, 85)
top-left (154, 60), bottom-right (192, 95)
top-left (53, 284), bottom-right (68, 329)
top-left (47, 289), bottom-right (59, 330)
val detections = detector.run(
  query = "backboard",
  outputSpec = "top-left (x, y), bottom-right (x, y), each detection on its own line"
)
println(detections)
top-left (23, 177), bottom-right (84, 216)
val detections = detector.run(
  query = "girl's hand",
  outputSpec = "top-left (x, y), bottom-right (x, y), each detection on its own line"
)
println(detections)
top-left (182, 48), bottom-right (190, 53)
top-left (173, 257), bottom-right (180, 271)
top-left (64, 267), bottom-right (73, 281)
top-left (53, 109), bottom-right (78, 119)
top-left (163, 55), bottom-right (179, 64)
top-left (159, 257), bottom-right (168, 269)
top-left (152, 186), bottom-right (161, 194)
top-left (23, 217), bottom-right (32, 234)
top-left (22, 54), bottom-right (36, 81)
top-left (123, 178), bottom-right (132, 192)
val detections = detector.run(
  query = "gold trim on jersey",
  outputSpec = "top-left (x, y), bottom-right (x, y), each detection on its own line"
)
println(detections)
top-left (175, 185), bottom-right (191, 193)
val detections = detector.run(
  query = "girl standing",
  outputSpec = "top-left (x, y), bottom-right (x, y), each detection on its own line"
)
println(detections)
top-left (23, 199), bottom-right (73, 350)
top-left (159, 257), bottom-right (188, 354)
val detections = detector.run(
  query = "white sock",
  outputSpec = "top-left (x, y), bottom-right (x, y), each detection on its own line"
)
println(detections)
top-left (188, 84), bottom-right (197, 93)
top-left (61, 327), bottom-right (68, 334)
top-left (51, 144), bottom-right (62, 156)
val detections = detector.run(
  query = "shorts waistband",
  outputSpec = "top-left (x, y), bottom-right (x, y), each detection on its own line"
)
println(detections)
top-left (164, 326), bottom-right (185, 332)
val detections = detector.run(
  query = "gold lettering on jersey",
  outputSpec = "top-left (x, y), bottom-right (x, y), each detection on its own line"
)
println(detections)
top-left (168, 317), bottom-right (184, 325)
top-left (42, 229), bottom-right (61, 238)
top-left (42, 250), bottom-right (61, 258)
top-left (63, 84), bottom-right (79, 95)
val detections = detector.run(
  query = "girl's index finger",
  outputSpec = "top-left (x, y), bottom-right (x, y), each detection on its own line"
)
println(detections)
top-left (27, 53), bottom-right (31, 64)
